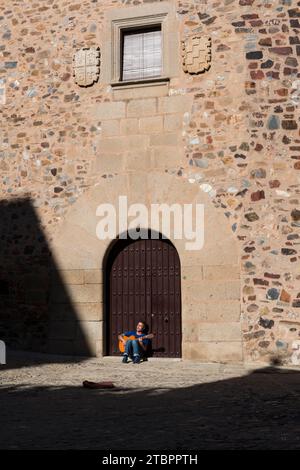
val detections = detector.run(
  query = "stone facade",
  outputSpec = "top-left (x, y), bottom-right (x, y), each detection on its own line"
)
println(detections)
top-left (0, 0), bottom-right (300, 364)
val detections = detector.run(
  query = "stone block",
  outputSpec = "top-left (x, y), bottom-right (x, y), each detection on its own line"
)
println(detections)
top-left (182, 300), bottom-right (241, 323)
top-left (158, 95), bottom-right (193, 114)
top-left (139, 116), bottom-right (163, 134)
top-left (76, 303), bottom-right (103, 322)
top-left (151, 146), bottom-right (183, 168)
top-left (94, 152), bottom-right (123, 173)
top-left (93, 152), bottom-right (122, 173)
top-left (23, 271), bottom-right (49, 289)
top-left (101, 120), bottom-right (120, 137)
top-left (48, 303), bottom-right (75, 322)
top-left (0, 340), bottom-right (6, 365)
top-left (164, 114), bottom-right (183, 131)
top-left (113, 83), bottom-right (168, 100)
top-left (178, 235), bottom-right (239, 268)
top-left (95, 340), bottom-right (103, 357)
top-left (183, 280), bottom-right (240, 303)
top-left (120, 118), bottom-right (139, 135)
top-left (84, 270), bottom-right (102, 284)
top-left (127, 98), bottom-right (157, 117)
top-left (181, 265), bottom-right (203, 282)
top-left (77, 320), bottom-right (103, 341)
top-left (49, 302), bottom-right (103, 322)
top-left (46, 339), bottom-right (76, 356)
top-left (52, 269), bottom-right (84, 286)
top-left (125, 150), bottom-right (151, 171)
top-left (92, 101), bottom-right (125, 120)
top-left (49, 320), bottom-right (77, 340)
top-left (203, 265), bottom-right (240, 280)
top-left (73, 338), bottom-right (102, 357)
top-left (149, 133), bottom-right (179, 147)
top-left (25, 290), bottom-right (48, 305)
top-left (75, 321), bottom-right (103, 355)
top-left (99, 135), bottom-right (148, 153)
top-left (127, 172), bottom-right (149, 206)
top-left (52, 284), bottom-right (101, 304)
top-left (183, 321), bottom-right (242, 342)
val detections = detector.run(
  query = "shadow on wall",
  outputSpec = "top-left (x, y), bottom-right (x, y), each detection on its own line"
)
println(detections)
top-left (0, 197), bottom-right (92, 364)
top-left (0, 366), bottom-right (300, 449)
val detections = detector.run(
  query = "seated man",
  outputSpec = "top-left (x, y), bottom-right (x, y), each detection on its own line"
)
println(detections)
top-left (118, 321), bottom-right (151, 364)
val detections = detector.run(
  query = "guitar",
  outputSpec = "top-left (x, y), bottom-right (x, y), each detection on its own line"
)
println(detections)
top-left (119, 334), bottom-right (154, 353)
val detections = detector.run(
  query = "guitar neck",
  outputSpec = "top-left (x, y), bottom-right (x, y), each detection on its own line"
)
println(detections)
top-left (125, 334), bottom-right (153, 340)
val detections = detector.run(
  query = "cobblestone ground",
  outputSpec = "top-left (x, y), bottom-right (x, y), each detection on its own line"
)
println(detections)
top-left (1, 351), bottom-right (300, 450)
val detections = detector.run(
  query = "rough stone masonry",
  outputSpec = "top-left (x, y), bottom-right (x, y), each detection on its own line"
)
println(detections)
top-left (0, 0), bottom-right (300, 365)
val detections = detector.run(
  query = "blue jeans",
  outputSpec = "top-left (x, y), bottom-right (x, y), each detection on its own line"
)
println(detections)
top-left (124, 339), bottom-right (141, 358)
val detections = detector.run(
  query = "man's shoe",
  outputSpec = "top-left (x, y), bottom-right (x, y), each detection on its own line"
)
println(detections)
top-left (133, 356), bottom-right (141, 364)
top-left (122, 355), bottom-right (128, 363)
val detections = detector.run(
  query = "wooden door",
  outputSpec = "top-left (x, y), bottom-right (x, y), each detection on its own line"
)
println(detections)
top-left (107, 237), bottom-right (181, 357)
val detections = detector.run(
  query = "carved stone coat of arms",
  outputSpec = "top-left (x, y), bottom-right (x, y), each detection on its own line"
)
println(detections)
top-left (73, 47), bottom-right (100, 87)
top-left (182, 35), bottom-right (211, 74)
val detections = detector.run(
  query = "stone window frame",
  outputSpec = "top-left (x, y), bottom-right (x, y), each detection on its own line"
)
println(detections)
top-left (103, 2), bottom-right (179, 89)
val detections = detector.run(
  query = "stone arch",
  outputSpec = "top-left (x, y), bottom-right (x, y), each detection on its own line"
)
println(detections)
top-left (50, 171), bottom-right (242, 361)
top-left (104, 230), bottom-right (182, 358)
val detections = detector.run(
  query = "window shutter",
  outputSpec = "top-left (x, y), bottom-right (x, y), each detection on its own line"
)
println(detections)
top-left (122, 29), bottom-right (162, 81)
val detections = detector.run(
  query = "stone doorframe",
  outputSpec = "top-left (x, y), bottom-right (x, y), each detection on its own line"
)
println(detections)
top-left (50, 170), bottom-right (242, 362)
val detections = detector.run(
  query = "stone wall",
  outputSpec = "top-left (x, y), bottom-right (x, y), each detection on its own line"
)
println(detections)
top-left (0, 0), bottom-right (299, 364)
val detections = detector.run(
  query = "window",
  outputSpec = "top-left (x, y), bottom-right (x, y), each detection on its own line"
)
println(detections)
top-left (103, 3), bottom-right (179, 87)
top-left (122, 27), bottom-right (162, 81)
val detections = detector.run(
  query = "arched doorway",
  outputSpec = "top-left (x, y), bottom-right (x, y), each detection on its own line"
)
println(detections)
top-left (52, 171), bottom-right (242, 362)
top-left (105, 234), bottom-right (182, 357)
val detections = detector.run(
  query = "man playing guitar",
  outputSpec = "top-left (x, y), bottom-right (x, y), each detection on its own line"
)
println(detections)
top-left (118, 321), bottom-right (153, 364)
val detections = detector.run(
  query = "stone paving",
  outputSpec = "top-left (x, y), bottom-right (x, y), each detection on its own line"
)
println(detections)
top-left (1, 351), bottom-right (300, 450)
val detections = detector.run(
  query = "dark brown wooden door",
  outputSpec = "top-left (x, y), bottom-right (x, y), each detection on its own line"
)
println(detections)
top-left (107, 237), bottom-right (181, 357)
